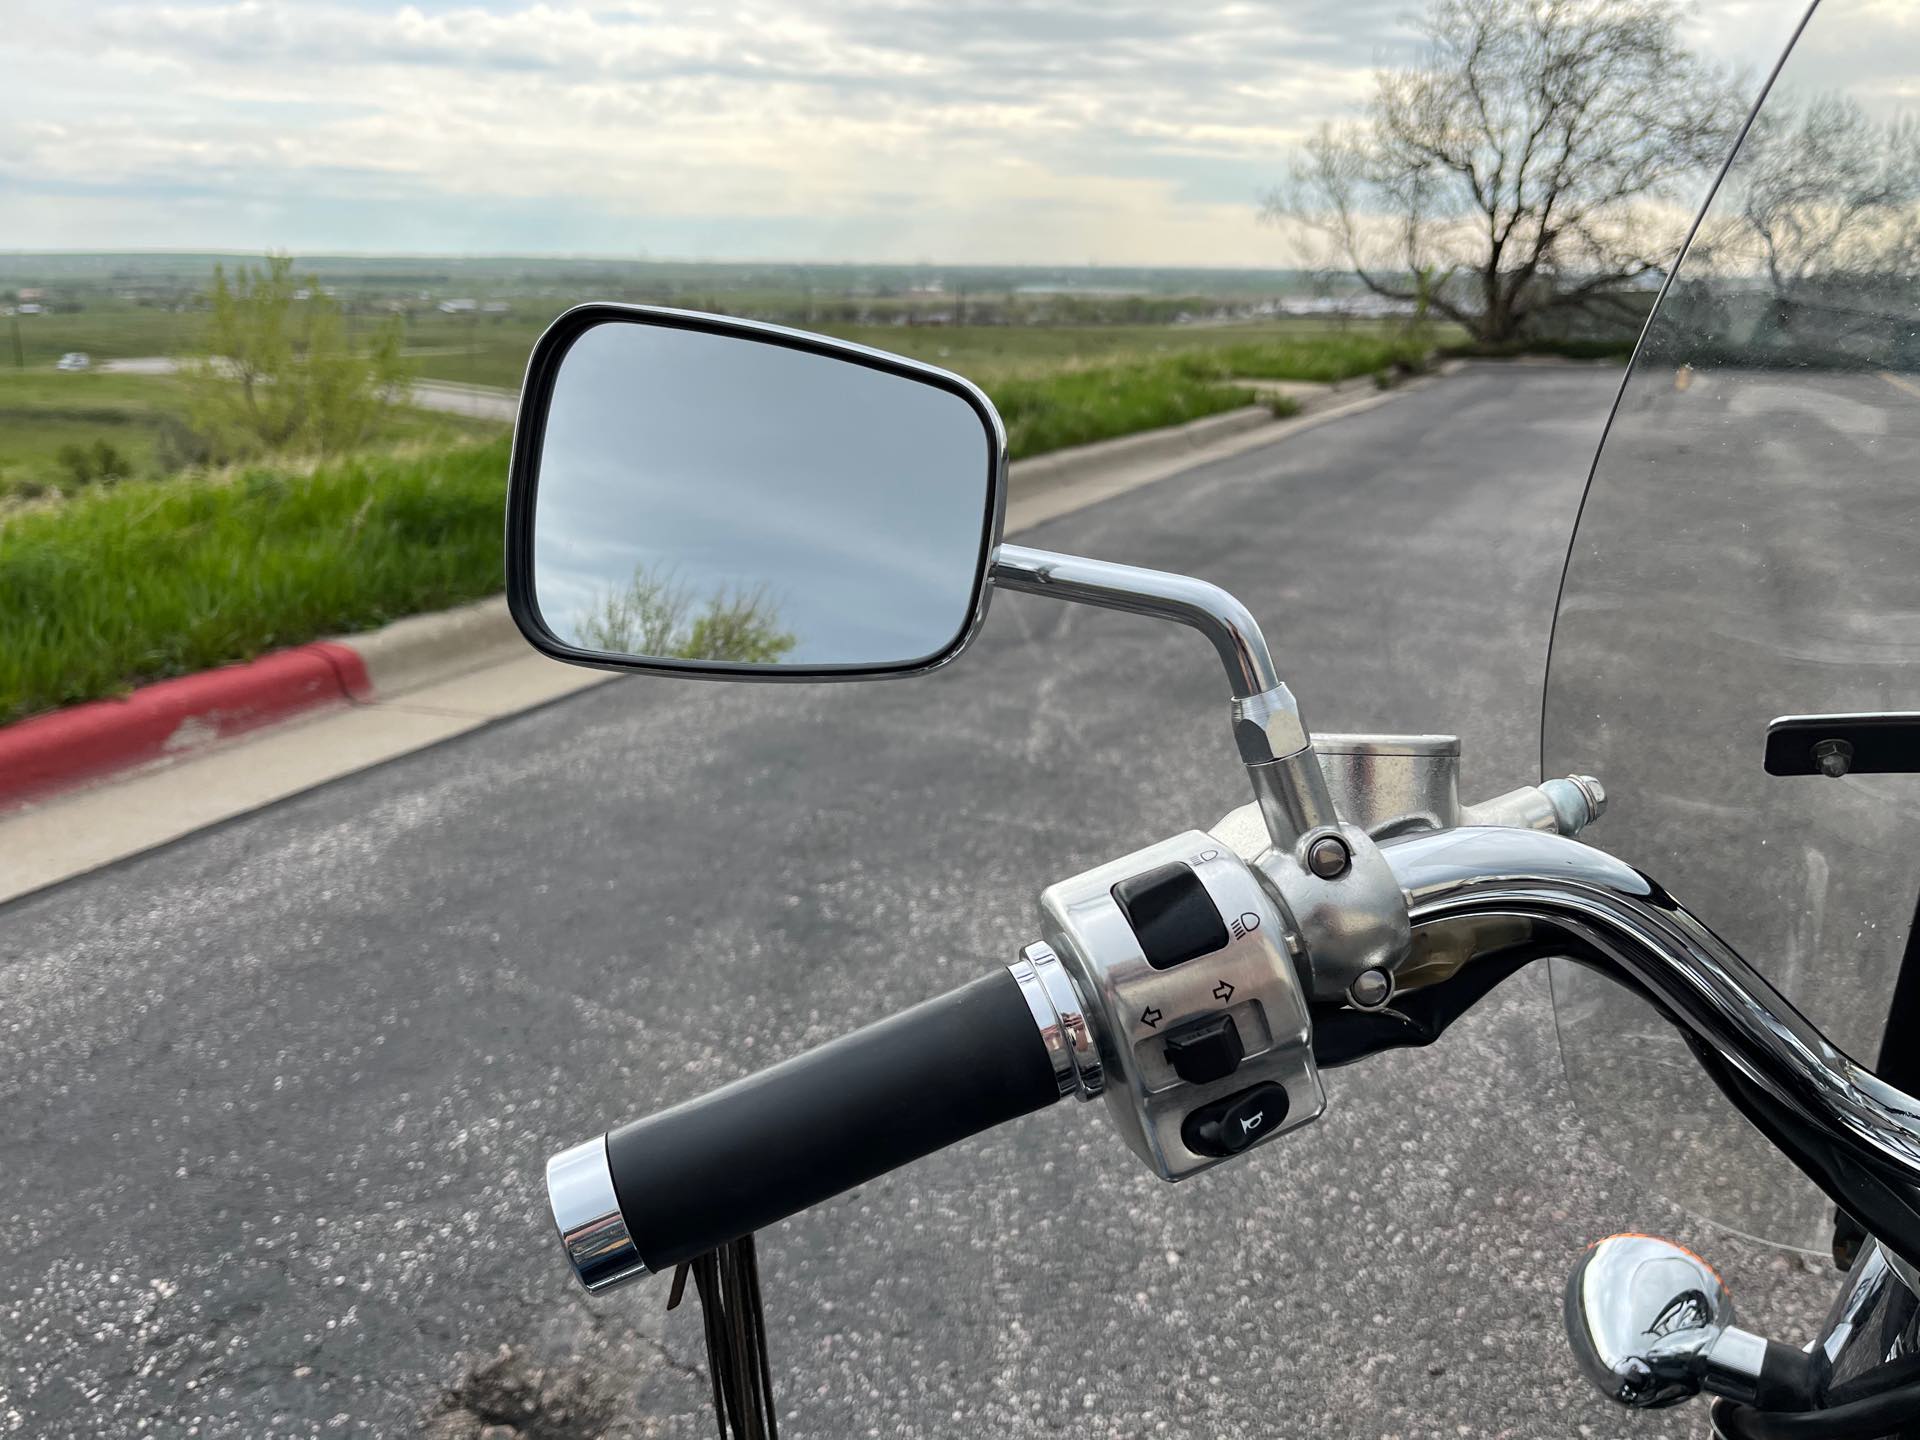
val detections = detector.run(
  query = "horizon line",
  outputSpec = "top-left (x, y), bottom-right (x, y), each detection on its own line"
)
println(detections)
top-left (0, 247), bottom-right (1310, 274)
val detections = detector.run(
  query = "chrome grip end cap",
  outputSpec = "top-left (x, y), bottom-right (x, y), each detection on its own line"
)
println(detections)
top-left (547, 1136), bottom-right (648, 1293)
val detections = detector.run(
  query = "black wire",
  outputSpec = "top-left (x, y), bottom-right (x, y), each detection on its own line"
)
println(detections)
top-left (670, 1236), bottom-right (780, 1440)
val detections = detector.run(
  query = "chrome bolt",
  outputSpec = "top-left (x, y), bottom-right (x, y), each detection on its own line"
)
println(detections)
top-left (1813, 739), bottom-right (1854, 778)
top-left (1348, 968), bottom-right (1392, 1009)
top-left (1306, 834), bottom-right (1351, 879)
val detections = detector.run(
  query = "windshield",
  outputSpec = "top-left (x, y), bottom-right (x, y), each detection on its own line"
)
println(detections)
top-left (1544, 0), bottom-right (1920, 1251)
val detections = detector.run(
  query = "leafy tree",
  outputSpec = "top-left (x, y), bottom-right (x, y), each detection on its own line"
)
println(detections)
top-left (185, 255), bottom-right (411, 461)
top-left (575, 565), bottom-right (796, 664)
top-left (1268, 0), bottom-right (1742, 345)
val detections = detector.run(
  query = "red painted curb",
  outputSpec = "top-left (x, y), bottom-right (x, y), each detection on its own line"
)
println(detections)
top-left (0, 642), bottom-right (372, 809)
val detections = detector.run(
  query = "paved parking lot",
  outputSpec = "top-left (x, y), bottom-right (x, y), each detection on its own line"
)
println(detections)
top-left (0, 365), bottom-right (1833, 1438)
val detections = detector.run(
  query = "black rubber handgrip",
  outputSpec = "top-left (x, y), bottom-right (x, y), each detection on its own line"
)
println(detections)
top-left (607, 968), bottom-right (1060, 1272)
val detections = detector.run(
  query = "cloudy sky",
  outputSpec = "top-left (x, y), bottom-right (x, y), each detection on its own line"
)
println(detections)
top-left (0, 1), bottom-right (1882, 264)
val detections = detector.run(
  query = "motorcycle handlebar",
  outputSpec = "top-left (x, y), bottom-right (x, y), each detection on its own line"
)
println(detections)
top-left (546, 967), bottom-right (1065, 1288)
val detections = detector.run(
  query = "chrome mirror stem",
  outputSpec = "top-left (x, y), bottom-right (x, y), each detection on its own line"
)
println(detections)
top-left (990, 544), bottom-right (1336, 849)
top-left (990, 543), bottom-right (1278, 697)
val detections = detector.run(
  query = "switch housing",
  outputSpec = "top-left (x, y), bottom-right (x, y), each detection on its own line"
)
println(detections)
top-left (1038, 829), bottom-right (1324, 1180)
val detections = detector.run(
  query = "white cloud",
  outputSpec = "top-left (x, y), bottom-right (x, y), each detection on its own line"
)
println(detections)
top-left (0, 0), bottom-right (1847, 262)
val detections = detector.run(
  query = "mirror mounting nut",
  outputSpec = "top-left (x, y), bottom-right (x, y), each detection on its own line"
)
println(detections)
top-left (1231, 685), bottom-right (1311, 766)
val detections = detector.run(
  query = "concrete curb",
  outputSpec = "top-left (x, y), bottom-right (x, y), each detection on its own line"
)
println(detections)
top-left (0, 643), bottom-right (372, 809)
top-left (346, 595), bottom-right (524, 697)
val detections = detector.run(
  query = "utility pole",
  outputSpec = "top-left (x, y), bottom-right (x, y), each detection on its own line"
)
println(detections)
top-left (8, 311), bottom-right (22, 369)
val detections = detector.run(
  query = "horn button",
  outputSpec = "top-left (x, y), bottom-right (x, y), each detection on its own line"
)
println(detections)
top-left (1182, 1083), bottom-right (1292, 1157)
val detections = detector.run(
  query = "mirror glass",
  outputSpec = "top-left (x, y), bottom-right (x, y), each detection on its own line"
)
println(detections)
top-left (527, 316), bottom-right (998, 672)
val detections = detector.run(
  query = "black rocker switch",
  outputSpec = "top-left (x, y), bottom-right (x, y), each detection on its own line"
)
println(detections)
top-left (1182, 1082), bottom-right (1291, 1158)
top-left (1164, 1013), bottom-right (1245, 1086)
top-left (1111, 862), bottom-right (1230, 970)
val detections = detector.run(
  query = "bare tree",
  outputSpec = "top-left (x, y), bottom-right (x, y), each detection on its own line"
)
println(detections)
top-left (1268, 0), bottom-right (1742, 345)
top-left (1721, 93), bottom-right (1920, 307)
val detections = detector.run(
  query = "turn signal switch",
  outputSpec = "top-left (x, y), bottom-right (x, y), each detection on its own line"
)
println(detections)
top-left (1564, 1235), bottom-right (1815, 1412)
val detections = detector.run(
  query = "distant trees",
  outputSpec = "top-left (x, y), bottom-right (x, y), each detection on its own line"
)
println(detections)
top-left (574, 565), bottom-right (796, 664)
top-left (1268, 0), bottom-right (1742, 345)
top-left (185, 255), bottom-right (411, 461)
top-left (1718, 94), bottom-right (1920, 309)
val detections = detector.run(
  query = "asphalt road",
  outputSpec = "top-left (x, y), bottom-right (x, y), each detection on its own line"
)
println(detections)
top-left (0, 364), bottom-right (1835, 1440)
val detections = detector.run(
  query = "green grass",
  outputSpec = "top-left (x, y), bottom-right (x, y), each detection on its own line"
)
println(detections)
top-left (972, 330), bottom-right (1441, 457)
top-left (0, 438), bottom-right (512, 723)
top-left (993, 361), bottom-right (1260, 459)
top-left (1169, 332), bottom-right (1443, 384)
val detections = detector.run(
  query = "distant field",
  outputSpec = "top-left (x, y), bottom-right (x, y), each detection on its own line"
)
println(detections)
top-left (6, 298), bottom-right (1444, 387)
top-left (397, 315), bottom-right (1450, 391)
top-left (0, 371), bottom-right (187, 479)
top-left (6, 301), bottom-right (541, 380)
top-left (0, 368), bottom-right (504, 496)
top-left (4, 305), bottom-right (202, 366)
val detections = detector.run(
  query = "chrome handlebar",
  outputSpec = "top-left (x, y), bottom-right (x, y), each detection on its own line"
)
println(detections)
top-left (1381, 825), bottom-right (1920, 1274)
top-left (542, 783), bottom-right (1920, 1295)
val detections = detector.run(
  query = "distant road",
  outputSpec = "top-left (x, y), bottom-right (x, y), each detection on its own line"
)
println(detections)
top-left (406, 378), bottom-right (517, 422)
top-left (98, 355), bottom-right (518, 423)
top-left (97, 355), bottom-right (178, 376)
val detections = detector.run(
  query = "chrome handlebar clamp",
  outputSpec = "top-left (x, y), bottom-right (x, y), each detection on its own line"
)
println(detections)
top-left (1037, 831), bottom-right (1324, 1180)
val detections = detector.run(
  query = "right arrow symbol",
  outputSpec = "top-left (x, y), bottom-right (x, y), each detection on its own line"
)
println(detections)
top-left (1213, 980), bottom-right (1235, 1003)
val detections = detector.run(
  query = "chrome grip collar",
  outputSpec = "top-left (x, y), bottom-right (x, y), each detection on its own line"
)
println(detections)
top-left (1008, 942), bottom-right (1103, 1099)
top-left (547, 1137), bottom-right (648, 1292)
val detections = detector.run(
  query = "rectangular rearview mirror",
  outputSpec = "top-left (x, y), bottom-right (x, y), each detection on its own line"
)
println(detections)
top-left (505, 305), bottom-right (1008, 680)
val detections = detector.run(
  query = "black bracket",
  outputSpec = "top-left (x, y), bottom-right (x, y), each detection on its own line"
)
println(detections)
top-left (1765, 713), bottom-right (1920, 777)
